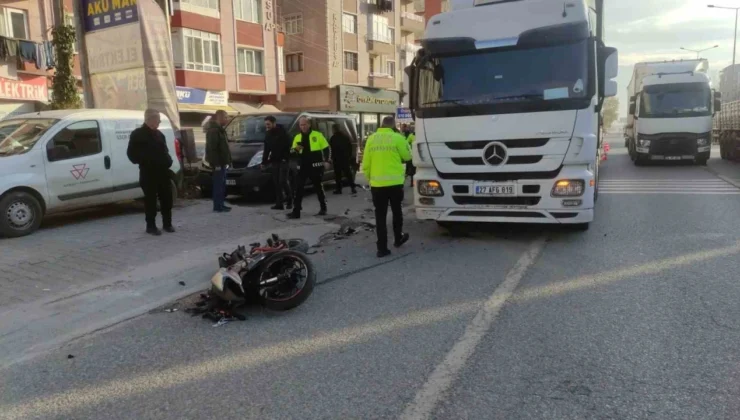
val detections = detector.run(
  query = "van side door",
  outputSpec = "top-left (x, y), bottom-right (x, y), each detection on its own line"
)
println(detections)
top-left (43, 120), bottom-right (114, 209)
top-left (108, 118), bottom-right (145, 201)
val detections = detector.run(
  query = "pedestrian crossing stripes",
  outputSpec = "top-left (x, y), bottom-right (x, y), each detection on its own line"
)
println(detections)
top-left (599, 179), bottom-right (740, 195)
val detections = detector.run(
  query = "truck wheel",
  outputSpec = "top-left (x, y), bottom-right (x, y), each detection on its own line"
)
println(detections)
top-left (0, 191), bottom-right (43, 238)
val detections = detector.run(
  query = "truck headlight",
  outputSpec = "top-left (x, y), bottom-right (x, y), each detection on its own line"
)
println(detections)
top-left (247, 151), bottom-right (264, 168)
top-left (418, 180), bottom-right (444, 197)
top-left (697, 138), bottom-right (709, 146)
top-left (551, 180), bottom-right (585, 197)
top-left (638, 139), bottom-right (651, 147)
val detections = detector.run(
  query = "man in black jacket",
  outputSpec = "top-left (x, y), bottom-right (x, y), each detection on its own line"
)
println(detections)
top-left (205, 110), bottom-right (232, 213)
top-left (262, 115), bottom-right (293, 210)
top-left (127, 109), bottom-right (175, 235)
top-left (329, 124), bottom-right (357, 194)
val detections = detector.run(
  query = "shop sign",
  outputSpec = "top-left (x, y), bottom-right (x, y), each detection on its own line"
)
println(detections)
top-left (81, 0), bottom-right (140, 33)
top-left (338, 85), bottom-right (399, 113)
top-left (263, 0), bottom-right (282, 32)
top-left (396, 107), bottom-right (412, 120)
top-left (175, 87), bottom-right (228, 106)
top-left (0, 75), bottom-right (49, 102)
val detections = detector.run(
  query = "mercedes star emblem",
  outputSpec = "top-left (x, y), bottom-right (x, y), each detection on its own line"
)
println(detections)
top-left (482, 142), bottom-right (508, 166)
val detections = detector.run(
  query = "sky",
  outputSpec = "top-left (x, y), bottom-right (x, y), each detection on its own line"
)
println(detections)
top-left (605, 0), bottom-right (738, 117)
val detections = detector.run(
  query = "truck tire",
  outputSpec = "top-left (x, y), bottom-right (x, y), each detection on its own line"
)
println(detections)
top-left (0, 191), bottom-right (44, 238)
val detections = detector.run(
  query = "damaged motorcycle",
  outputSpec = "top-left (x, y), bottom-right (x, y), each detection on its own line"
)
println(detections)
top-left (209, 234), bottom-right (316, 311)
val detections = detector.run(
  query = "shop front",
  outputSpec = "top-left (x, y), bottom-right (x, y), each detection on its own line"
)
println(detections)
top-left (0, 74), bottom-right (49, 119)
top-left (336, 85), bottom-right (400, 143)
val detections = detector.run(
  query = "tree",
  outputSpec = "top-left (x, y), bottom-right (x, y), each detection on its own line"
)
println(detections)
top-left (50, 24), bottom-right (82, 110)
top-left (602, 97), bottom-right (619, 130)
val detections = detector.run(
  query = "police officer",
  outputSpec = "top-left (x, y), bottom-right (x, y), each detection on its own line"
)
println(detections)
top-left (127, 109), bottom-right (175, 235)
top-left (362, 116), bottom-right (412, 258)
top-left (403, 124), bottom-right (416, 187)
top-left (288, 116), bottom-right (330, 219)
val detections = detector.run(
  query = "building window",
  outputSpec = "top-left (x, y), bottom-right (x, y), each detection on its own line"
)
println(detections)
top-left (234, 0), bottom-right (260, 23)
top-left (344, 52), bottom-right (358, 71)
top-left (64, 13), bottom-right (78, 53)
top-left (284, 14), bottom-right (303, 35)
top-left (277, 46), bottom-right (285, 79)
top-left (387, 27), bottom-right (394, 44)
top-left (370, 15), bottom-right (390, 43)
top-left (342, 13), bottom-right (356, 34)
top-left (0, 7), bottom-right (28, 39)
top-left (237, 48), bottom-right (263, 75)
top-left (387, 60), bottom-right (395, 78)
top-left (181, 0), bottom-right (219, 11)
top-left (183, 28), bottom-right (222, 73)
top-left (286, 53), bottom-right (303, 72)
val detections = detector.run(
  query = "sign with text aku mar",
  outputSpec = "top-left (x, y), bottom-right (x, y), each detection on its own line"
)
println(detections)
top-left (81, 0), bottom-right (139, 33)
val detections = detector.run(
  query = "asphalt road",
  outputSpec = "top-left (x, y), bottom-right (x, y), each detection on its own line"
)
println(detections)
top-left (2, 134), bottom-right (740, 420)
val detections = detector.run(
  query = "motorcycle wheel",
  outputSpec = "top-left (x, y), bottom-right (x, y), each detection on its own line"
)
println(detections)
top-left (257, 250), bottom-right (316, 311)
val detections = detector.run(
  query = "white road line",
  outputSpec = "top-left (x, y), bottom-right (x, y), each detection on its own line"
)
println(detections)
top-left (399, 237), bottom-right (547, 420)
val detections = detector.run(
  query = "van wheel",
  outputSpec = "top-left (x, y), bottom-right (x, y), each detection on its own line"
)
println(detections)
top-left (0, 191), bottom-right (43, 238)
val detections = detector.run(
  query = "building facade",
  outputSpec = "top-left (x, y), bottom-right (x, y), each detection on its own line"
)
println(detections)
top-left (279, 0), bottom-right (424, 138)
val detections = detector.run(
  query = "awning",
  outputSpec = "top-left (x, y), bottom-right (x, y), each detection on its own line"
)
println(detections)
top-left (178, 103), bottom-right (238, 114)
top-left (229, 102), bottom-right (281, 115)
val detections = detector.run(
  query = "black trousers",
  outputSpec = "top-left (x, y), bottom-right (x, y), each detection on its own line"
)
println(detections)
top-left (371, 185), bottom-right (404, 251)
top-left (140, 172), bottom-right (172, 228)
top-left (293, 168), bottom-right (326, 213)
top-left (271, 161), bottom-right (293, 206)
top-left (333, 162), bottom-right (356, 191)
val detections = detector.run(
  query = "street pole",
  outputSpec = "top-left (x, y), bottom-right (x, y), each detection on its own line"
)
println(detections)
top-left (734, 8), bottom-right (738, 66)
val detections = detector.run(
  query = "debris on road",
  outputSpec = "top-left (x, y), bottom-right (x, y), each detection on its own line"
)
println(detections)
top-left (178, 281), bottom-right (186, 286)
top-left (67, 354), bottom-right (74, 359)
top-left (184, 291), bottom-right (246, 327)
top-left (315, 220), bottom-right (376, 246)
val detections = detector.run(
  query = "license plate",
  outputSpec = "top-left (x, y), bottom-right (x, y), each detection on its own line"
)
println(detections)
top-left (474, 184), bottom-right (515, 196)
top-left (665, 156), bottom-right (681, 161)
top-left (226, 179), bottom-right (237, 186)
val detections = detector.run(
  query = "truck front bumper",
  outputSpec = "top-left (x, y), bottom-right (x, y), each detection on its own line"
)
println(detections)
top-left (413, 166), bottom-right (595, 225)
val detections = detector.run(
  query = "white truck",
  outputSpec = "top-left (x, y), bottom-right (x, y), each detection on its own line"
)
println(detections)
top-left (625, 59), bottom-right (718, 165)
top-left (404, 0), bottom-right (618, 231)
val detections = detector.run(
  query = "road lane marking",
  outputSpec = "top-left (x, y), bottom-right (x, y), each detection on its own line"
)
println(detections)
top-left (399, 237), bottom-right (547, 420)
top-left (600, 179), bottom-right (740, 194)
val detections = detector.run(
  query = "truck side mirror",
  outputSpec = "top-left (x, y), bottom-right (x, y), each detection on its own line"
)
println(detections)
top-left (629, 103), bottom-right (636, 115)
top-left (404, 65), bottom-right (417, 110)
top-left (598, 46), bottom-right (618, 98)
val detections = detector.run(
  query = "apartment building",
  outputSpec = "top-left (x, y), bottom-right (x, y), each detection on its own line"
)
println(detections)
top-left (279, 0), bottom-right (424, 137)
top-left (0, 0), bottom-right (54, 119)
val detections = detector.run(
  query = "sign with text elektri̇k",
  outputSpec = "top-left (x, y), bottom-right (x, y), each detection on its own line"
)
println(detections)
top-left (81, 0), bottom-right (139, 33)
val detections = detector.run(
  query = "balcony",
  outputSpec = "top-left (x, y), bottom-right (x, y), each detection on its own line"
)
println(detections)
top-left (367, 36), bottom-right (395, 55)
top-left (369, 73), bottom-right (396, 89)
top-left (401, 11), bottom-right (425, 33)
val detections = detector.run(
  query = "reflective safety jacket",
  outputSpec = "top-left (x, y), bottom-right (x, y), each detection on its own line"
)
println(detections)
top-left (292, 130), bottom-right (330, 169)
top-left (362, 128), bottom-right (412, 187)
top-left (407, 133), bottom-right (415, 147)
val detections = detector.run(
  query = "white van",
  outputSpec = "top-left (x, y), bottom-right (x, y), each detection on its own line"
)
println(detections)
top-left (0, 109), bottom-right (182, 238)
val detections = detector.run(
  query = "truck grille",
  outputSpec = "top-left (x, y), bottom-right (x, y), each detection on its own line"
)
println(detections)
top-left (445, 138), bottom-right (550, 150)
top-left (437, 166), bottom-right (563, 181)
top-left (649, 138), bottom-right (697, 156)
top-left (452, 156), bottom-right (543, 165)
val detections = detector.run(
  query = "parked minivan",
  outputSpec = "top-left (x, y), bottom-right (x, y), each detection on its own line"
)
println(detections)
top-left (0, 109), bottom-right (183, 238)
top-left (197, 112), bottom-right (359, 198)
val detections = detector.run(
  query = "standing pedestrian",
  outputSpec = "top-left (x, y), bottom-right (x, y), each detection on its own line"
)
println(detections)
top-left (262, 115), bottom-right (293, 210)
top-left (362, 116), bottom-right (412, 258)
top-left (329, 124), bottom-right (357, 195)
top-left (288, 116), bottom-right (330, 219)
top-left (126, 109), bottom-right (175, 235)
top-left (205, 110), bottom-right (232, 213)
top-left (404, 124), bottom-right (416, 187)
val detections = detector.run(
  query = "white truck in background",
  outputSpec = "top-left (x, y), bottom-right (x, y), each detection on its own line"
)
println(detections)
top-left (625, 59), bottom-right (719, 165)
top-left (404, 0), bottom-right (618, 231)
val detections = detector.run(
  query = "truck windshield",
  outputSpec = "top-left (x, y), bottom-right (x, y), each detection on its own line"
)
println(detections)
top-left (416, 39), bottom-right (590, 118)
top-left (226, 114), bottom-right (297, 143)
top-left (0, 118), bottom-right (58, 157)
top-left (639, 83), bottom-right (711, 118)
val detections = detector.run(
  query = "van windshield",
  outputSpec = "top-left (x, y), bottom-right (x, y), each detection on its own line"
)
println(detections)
top-left (0, 118), bottom-right (59, 157)
top-left (226, 115), bottom-right (297, 143)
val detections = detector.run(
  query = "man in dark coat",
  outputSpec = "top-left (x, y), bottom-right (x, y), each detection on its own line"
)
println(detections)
top-left (329, 124), bottom-right (357, 194)
top-left (205, 110), bottom-right (232, 213)
top-left (262, 115), bottom-right (293, 210)
top-left (127, 109), bottom-right (175, 236)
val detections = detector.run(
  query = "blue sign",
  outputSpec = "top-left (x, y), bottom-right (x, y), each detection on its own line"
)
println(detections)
top-left (81, 0), bottom-right (139, 33)
top-left (176, 86), bottom-right (229, 106)
top-left (396, 107), bottom-right (413, 120)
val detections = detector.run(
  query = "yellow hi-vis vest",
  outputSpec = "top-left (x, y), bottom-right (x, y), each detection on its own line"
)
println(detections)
top-left (362, 128), bottom-right (412, 187)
